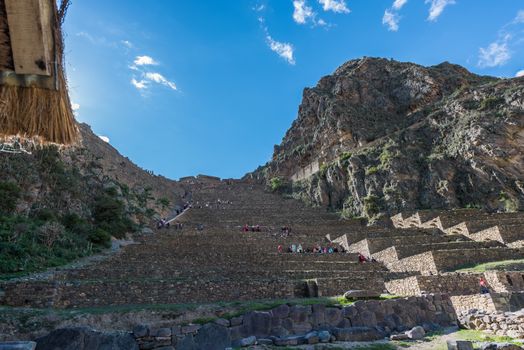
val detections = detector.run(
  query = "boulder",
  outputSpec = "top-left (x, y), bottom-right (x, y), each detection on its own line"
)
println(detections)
top-left (35, 328), bottom-right (138, 350)
top-left (447, 340), bottom-right (474, 350)
top-left (0, 342), bottom-right (36, 350)
top-left (390, 333), bottom-right (409, 341)
top-left (318, 331), bottom-right (331, 343)
top-left (232, 336), bottom-right (256, 348)
top-left (257, 339), bottom-right (274, 345)
top-left (243, 311), bottom-right (272, 337)
top-left (406, 326), bottom-right (425, 340)
top-left (304, 331), bottom-right (319, 344)
top-left (194, 323), bottom-right (231, 350)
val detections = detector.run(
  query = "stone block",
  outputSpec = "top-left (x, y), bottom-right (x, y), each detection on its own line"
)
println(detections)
top-left (325, 307), bottom-right (342, 326)
top-left (0, 342), bottom-right (36, 350)
top-left (292, 322), bottom-right (313, 334)
top-left (214, 318), bottom-right (230, 327)
top-left (181, 324), bottom-right (201, 334)
top-left (271, 304), bottom-right (290, 318)
top-left (447, 340), bottom-right (474, 350)
top-left (304, 331), bottom-right (319, 344)
top-left (230, 316), bottom-right (243, 326)
top-left (243, 311), bottom-right (272, 337)
top-left (257, 338), bottom-right (274, 345)
top-left (332, 327), bottom-right (383, 341)
top-left (132, 324), bottom-right (149, 338)
top-left (273, 336), bottom-right (303, 346)
top-left (289, 305), bottom-right (310, 323)
top-left (194, 323), bottom-right (231, 350)
top-left (151, 328), bottom-right (171, 338)
top-left (344, 290), bottom-right (381, 300)
top-left (232, 336), bottom-right (256, 348)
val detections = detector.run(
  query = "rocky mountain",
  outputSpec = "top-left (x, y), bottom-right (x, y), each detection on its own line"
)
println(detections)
top-left (247, 57), bottom-right (524, 221)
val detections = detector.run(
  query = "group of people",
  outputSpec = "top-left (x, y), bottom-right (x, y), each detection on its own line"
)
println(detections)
top-left (358, 253), bottom-right (377, 263)
top-left (278, 243), bottom-right (346, 254)
top-left (157, 218), bottom-right (170, 229)
top-left (242, 224), bottom-right (262, 232)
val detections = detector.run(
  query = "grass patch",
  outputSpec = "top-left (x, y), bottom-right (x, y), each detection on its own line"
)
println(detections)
top-left (455, 259), bottom-right (524, 273)
top-left (455, 329), bottom-right (524, 346)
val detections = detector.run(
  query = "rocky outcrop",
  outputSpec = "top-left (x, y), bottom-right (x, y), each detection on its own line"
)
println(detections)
top-left (248, 57), bottom-right (524, 220)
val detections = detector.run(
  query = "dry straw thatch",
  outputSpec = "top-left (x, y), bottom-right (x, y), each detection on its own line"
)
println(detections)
top-left (0, 0), bottom-right (78, 145)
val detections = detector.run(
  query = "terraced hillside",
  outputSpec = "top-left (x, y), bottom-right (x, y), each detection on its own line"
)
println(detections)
top-left (2, 178), bottom-right (523, 312)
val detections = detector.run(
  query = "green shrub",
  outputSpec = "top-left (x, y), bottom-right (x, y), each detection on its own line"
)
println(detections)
top-left (93, 189), bottom-right (134, 238)
top-left (363, 194), bottom-right (382, 217)
top-left (499, 191), bottom-right (519, 213)
top-left (157, 197), bottom-right (170, 210)
top-left (365, 166), bottom-right (379, 175)
top-left (480, 97), bottom-right (505, 111)
top-left (0, 181), bottom-right (21, 214)
top-left (269, 177), bottom-right (289, 192)
top-left (340, 152), bottom-right (352, 162)
top-left (33, 208), bottom-right (57, 222)
top-left (88, 228), bottom-right (111, 246)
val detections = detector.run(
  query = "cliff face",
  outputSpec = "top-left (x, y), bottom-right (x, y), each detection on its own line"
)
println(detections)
top-left (249, 57), bottom-right (524, 220)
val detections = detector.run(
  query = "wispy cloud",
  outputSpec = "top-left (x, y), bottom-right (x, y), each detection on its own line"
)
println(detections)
top-left (293, 0), bottom-right (315, 24)
top-left (392, 0), bottom-right (408, 10)
top-left (425, 0), bottom-right (455, 21)
top-left (515, 10), bottom-right (524, 24)
top-left (134, 55), bottom-right (158, 66)
top-left (383, 0), bottom-right (406, 31)
top-left (266, 34), bottom-right (295, 65)
top-left (383, 9), bottom-right (400, 31)
top-left (129, 55), bottom-right (178, 92)
top-left (478, 10), bottom-right (524, 68)
top-left (516, 70), bottom-right (524, 78)
top-left (318, 0), bottom-right (350, 13)
top-left (478, 40), bottom-right (511, 67)
top-left (144, 72), bottom-right (177, 91)
top-left (131, 78), bottom-right (148, 90)
top-left (121, 40), bottom-right (133, 48)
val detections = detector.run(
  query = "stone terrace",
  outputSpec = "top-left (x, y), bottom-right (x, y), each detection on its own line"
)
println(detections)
top-left (0, 179), bottom-right (395, 309)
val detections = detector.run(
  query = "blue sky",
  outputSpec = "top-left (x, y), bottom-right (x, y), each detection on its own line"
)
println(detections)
top-left (63, 1), bottom-right (524, 180)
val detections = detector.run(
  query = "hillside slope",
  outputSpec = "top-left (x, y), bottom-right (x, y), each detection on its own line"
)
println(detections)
top-left (247, 57), bottom-right (524, 220)
top-left (0, 123), bottom-right (182, 276)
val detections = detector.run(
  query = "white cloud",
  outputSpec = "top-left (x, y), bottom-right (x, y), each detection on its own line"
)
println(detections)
top-left (144, 72), bottom-right (177, 91)
top-left (425, 0), bottom-right (455, 21)
top-left (515, 10), bottom-right (524, 23)
top-left (134, 55), bottom-right (158, 66)
top-left (266, 35), bottom-right (295, 65)
top-left (293, 0), bottom-right (315, 24)
top-left (71, 103), bottom-right (80, 111)
top-left (121, 40), bottom-right (133, 48)
top-left (131, 78), bottom-right (148, 90)
top-left (478, 41), bottom-right (511, 67)
top-left (392, 0), bottom-right (408, 10)
top-left (383, 9), bottom-right (400, 31)
top-left (516, 70), bottom-right (524, 78)
top-left (253, 4), bottom-right (265, 12)
top-left (318, 0), bottom-right (350, 13)
top-left (98, 136), bottom-right (110, 143)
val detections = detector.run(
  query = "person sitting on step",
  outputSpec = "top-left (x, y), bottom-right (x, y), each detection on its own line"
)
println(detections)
top-left (291, 244), bottom-right (297, 253)
top-left (297, 244), bottom-right (303, 253)
top-left (277, 245), bottom-right (283, 253)
top-left (479, 277), bottom-right (489, 294)
top-left (358, 253), bottom-right (367, 263)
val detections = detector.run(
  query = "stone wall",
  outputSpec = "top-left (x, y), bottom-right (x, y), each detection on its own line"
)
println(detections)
top-left (291, 160), bottom-right (320, 182)
top-left (470, 226), bottom-right (501, 243)
top-left (130, 294), bottom-right (457, 349)
top-left (389, 251), bottom-right (437, 274)
top-left (385, 274), bottom-right (481, 297)
top-left (450, 294), bottom-right (499, 315)
top-left (385, 276), bottom-right (421, 296)
top-left (373, 247), bottom-right (398, 265)
top-left (458, 309), bottom-right (524, 339)
top-left (484, 271), bottom-right (524, 293)
top-left (315, 276), bottom-right (385, 297)
top-left (433, 249), bottom-right (524, 272)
